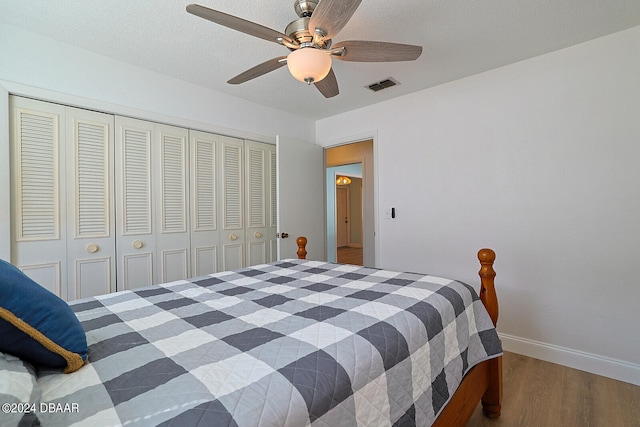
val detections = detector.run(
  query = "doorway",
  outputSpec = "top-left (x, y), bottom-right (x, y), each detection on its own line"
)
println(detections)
top-left (336, 176), bottom-right (364, 265)
top-left (325, 164), bottom-right (362, 263)
top-left (325, 140), bottom-right (374, 266)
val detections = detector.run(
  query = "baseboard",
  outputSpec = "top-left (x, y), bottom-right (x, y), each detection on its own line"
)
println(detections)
top-left (348, 243), bottom-right (363, 248)
top-left (499, 333), bottom-right (640, 386)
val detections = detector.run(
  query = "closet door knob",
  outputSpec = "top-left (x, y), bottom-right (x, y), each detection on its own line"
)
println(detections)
top-left (86, 243), bottom-right (99, 254)
top-left (229, 233), bottom-right (238, 241)
top-left (132, 240), bottom-right (143, 249)
top-left (254, 232), bottom-right (262, 239)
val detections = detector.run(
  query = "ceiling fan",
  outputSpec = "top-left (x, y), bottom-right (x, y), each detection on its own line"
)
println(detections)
top-left (186, 0), bottom-right (423, 98)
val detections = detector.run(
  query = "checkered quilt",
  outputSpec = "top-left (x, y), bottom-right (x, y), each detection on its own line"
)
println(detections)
top-left (32, 259), bottom-right (501, 426)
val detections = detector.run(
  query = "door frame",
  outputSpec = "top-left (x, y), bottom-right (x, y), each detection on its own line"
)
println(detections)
top-left (323, 135), bottom-right (378, 267)
top-left (326, 165), bottom-right (361, 262)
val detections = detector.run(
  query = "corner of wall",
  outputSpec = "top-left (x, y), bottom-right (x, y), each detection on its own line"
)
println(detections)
top-left (0, 84), bottom-right (11, 260)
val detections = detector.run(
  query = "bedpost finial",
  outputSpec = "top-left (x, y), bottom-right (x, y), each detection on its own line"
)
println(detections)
top-left (478, 248), bottom-right (496, 280)
top-left (478, 248), bottom-right (496, 264)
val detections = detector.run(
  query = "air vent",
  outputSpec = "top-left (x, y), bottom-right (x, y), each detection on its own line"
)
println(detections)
top-left (366, 77), bottom-right (399, 92)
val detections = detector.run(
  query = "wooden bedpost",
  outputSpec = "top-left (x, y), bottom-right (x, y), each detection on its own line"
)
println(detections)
top-left (296, 236), bottom-right (307, 259)
top-left (478, 248), bottom-right (498, 326)
top-left (477, 248), bottom-right (502, 419)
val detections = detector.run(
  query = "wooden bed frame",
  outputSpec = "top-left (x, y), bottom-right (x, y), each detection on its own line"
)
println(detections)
top-left (295, 237), bottom-right (502, 426)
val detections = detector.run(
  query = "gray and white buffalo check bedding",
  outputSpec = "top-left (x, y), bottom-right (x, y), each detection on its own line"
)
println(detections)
top-left (24, 259), bottom-right (502, 426)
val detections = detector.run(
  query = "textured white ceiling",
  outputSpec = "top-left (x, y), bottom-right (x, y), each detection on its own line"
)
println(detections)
top-left (1, 0), bottom-right (639, 120)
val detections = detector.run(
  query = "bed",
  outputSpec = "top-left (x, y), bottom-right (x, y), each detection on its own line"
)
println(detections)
top-left (1, 238), bottom-right (502, 426)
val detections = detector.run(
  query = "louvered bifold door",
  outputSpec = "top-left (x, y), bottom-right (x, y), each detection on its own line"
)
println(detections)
top-left (267, 145), bottom-right (278, 262)
top-left (66, 107), bottom-right (115, 300)
top-left (115, 116), bottom-right (155, 290)
top-left (244, 140), bottom-right (276, 266)
top-left (220, 136), bottom-right (245, 270)
top-left (10, 97), bottom-right (68, 298)
top-left (155, 124), bottom-right (190, 283)
top-left (190, 130), bottom-right (220, 276)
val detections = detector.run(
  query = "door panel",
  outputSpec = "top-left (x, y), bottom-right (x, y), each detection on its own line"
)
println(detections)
top-left (223, 242), bottom-right (244, 271)
top-left (244, 140), bottom-right (276, 265)
top-left (66, 106), bottom-right (115, 300)
top-left (11, 97), bottom-right (117, 300)
top-left (160, 249), bottom-right (188, 282)
top-left (190, 130), bottom-right (220, 275)
top-left (74, 257), bottom-right (111, 299)
top-left (121, 252), bottom-right (154, 290)
top-left (276, 136), bottom-right (325, 260)
top-left (193, 246), bottom-right (217, 276)
top-left (155, 124), bottom-right (190, 283)
top-left (19, 262), bottom-right (61, 297)
top-left (268, 149), bottom-right (278, 261)
top-left (10, 97), bottom-right (67, 298)
top-left (336, 186), bottom-right (349, 247)
top-left (247, 240), bottom-right (267, 265)
top-left (115, 116), bottom-right (155, 289)
top-left (221, 137), bottom-right (245, 268)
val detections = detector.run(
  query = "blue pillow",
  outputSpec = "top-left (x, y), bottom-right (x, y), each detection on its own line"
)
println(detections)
top-left (0, 259), bottom-right (88, 373)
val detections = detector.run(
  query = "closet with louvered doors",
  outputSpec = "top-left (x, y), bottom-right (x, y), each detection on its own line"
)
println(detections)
top-left (115, 117), bottom-right (191, 290)
top-left (190, 132), bottom-right (277, 273)
top-left (219, 138), bottom-right (278, 270)
top-left (219, 136), bottom-right (246, 271)
top-left (189, 131), bottom-right (245, 275)
top-left (114, 120), bottom-right (276, 285)
top-left (245, 140), bottom-right (278, 266)
top-left (10, 96), bottom-right (116, 301)
top-left (10, 96), bottom-right (277, 300)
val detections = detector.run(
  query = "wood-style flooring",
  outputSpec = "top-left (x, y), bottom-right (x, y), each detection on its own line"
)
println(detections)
top-left (337, 246), bottom-right (363, 265)
top-left (467, 351), bottom-right (640, 427)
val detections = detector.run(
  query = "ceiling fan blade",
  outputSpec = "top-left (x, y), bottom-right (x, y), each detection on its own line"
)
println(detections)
top-left (228, 57), bottom-right (287, 84)
top-left (314, 68), bottom-right (339, 98)
top-left (187, 4), bottom-right (294, 45)
top-left (333, 40), bottom-right (423, 62)
top-left (309, 0), bottom-right (362, 40)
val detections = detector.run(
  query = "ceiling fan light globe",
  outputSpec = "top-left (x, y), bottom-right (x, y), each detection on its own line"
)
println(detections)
top-left (287, 47), bottom-right (332, 84)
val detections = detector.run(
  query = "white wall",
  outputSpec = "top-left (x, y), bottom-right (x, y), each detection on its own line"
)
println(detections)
top-left (0, 24), bottom-right (317, 260)
top-left (317, 26), bottom-right (640, 385)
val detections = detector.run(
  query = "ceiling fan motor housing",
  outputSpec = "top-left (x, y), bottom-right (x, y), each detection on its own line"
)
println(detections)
top-left (285, 18), bottom-right (332, 49)
top-left (293, 0), bottom-right (318, 17)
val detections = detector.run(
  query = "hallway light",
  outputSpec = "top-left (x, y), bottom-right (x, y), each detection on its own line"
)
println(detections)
top-left (336, 176), bottom-right (352, 185)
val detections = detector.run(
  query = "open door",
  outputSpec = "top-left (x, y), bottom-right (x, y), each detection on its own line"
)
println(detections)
top-left (276, 136), bottom-right (325, 260)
